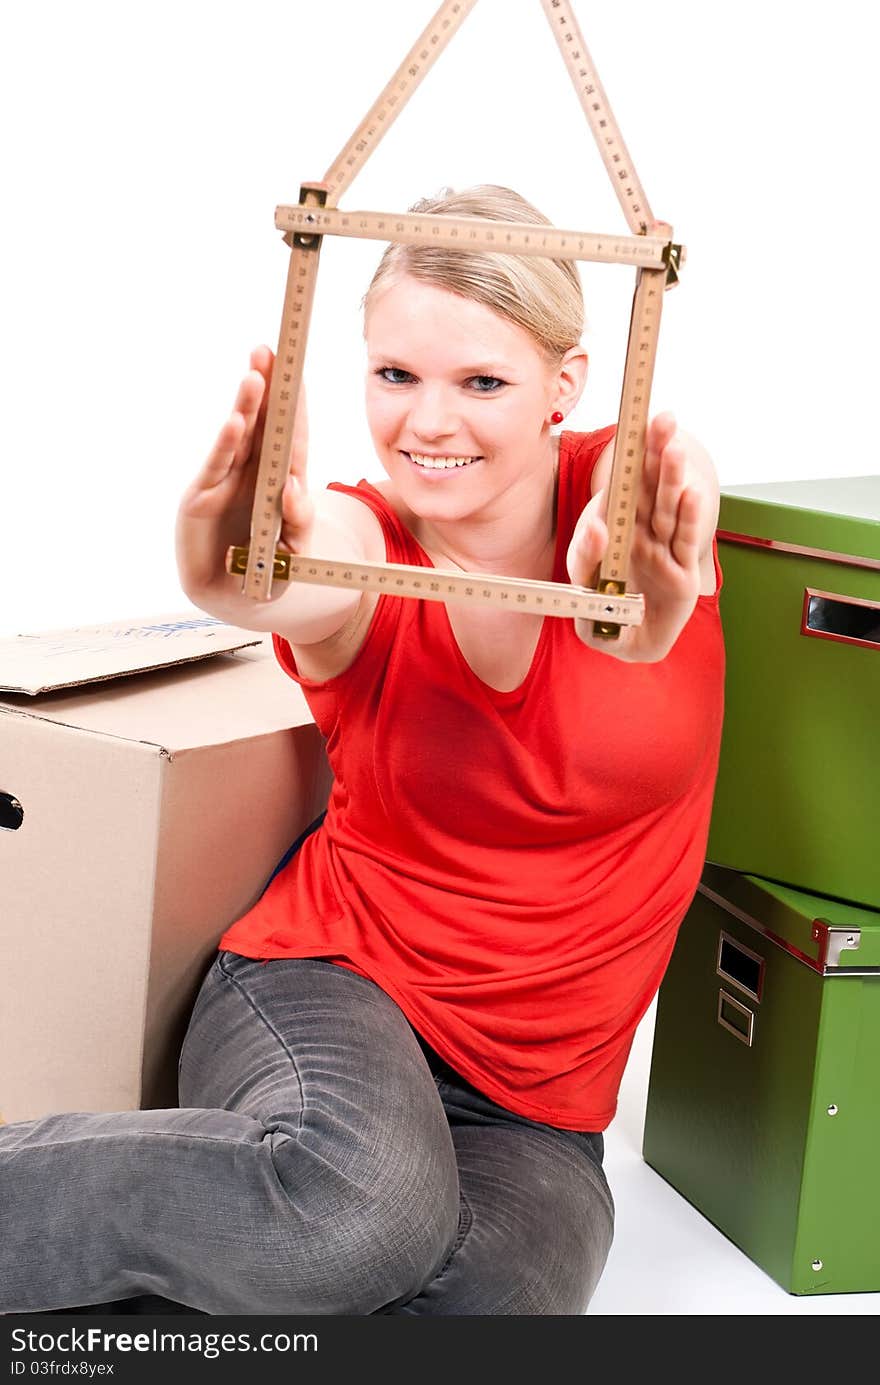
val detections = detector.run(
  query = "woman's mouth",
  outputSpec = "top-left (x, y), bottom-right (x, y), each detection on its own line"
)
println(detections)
top-left (403, 451), bottom-right (482, 472)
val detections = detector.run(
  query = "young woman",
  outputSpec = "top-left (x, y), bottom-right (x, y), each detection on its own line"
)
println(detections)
top-left (2, 186), bottom-right (723, 1317)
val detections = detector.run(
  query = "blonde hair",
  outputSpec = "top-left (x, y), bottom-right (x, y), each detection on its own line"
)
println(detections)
top-left (361, 185), bottom-right (584, 365)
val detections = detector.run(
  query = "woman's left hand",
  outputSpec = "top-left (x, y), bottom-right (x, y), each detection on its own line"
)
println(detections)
top-left (565, 413), bottom-right (712, 663)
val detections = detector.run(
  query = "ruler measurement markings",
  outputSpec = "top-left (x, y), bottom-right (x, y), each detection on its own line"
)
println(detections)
top-left (275, 206), bottom-right (671, 267)
top-left (226, 548), bottom-right (644, 623)
top-left (244, 189), bottom-right (325, 598)
top-left (323, 0), bottom-right (478, 201)
top-left (541, 0), bottom-right (652, 233)
top-left (599, 266), bottom-right (666, 591)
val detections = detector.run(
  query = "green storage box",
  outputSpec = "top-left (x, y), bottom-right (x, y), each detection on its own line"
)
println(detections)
top-left (707, 475), bottom-right (880, 910)
top-left (643, 864), bottom-right (880, 1295)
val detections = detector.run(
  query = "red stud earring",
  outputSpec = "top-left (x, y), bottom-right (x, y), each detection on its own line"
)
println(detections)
top-left (551, 410), bottom-right (564, 425)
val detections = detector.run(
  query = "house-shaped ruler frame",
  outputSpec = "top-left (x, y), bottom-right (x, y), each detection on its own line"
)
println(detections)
top-left (227, 0), bottom-right (684, 639)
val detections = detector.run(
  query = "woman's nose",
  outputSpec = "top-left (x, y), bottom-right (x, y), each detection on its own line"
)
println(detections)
top-left (407, 386), bottom-right (460, 440)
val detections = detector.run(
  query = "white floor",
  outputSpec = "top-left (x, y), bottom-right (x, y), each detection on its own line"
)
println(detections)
top-left (588, 999), bottom-right (880, 1315)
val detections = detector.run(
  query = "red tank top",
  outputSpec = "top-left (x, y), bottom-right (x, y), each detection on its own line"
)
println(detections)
top-left (219, 427), bottom-right (725, 1131)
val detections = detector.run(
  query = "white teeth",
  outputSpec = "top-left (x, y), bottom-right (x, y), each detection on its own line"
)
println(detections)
top-left (409, 452), bottom-right (480, 470)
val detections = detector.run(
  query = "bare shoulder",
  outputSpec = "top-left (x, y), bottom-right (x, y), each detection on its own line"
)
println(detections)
top-left (315, 484), bottom-right (387, 562)
top-left (588, 438), bottom-right (617, 498)
top-left (362, 477), bottom-right (413, 535)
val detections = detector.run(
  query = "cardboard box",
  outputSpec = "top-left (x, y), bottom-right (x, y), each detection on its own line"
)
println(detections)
top-left (708, 476), bottom-right (880, 909)
top-left (0, 617), bottom-right (332, 1123)
top-left (644, 864), bottom-right (880, 1294)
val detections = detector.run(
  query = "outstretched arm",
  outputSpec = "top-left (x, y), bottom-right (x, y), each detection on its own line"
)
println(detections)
top-left (175, 344), bottom-right (383, 644)
top-left (566, 412), bottom-right (721, 663)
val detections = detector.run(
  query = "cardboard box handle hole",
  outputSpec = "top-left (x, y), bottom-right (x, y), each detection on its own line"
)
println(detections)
top-left (0, 792), bottom-right (24, 831)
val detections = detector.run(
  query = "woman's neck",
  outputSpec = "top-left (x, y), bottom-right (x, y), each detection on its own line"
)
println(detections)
top-left (411, 435), bottom-right (561, 579)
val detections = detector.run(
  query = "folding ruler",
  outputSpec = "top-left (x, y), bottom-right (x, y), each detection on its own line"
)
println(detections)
top-left (225, 0), bottom-right (684, 638)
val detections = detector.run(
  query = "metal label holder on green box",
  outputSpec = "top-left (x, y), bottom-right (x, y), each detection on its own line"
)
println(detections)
top-left (707, 475), bottom-right (880, 910)
top-left (643, 864), bottom-right (880, 1295)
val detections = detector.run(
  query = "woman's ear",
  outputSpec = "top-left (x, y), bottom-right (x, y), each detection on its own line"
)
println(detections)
top-left (552, 346), bottom-right (589, 417)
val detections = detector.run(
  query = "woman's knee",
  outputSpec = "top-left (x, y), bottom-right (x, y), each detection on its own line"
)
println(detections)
top-left (176, 955), bottom-right (462, 1311)
top-left (387, 1127), bottom-right (615, 1317)
top-left (269, 1115), bottom-right (461, 1312)
top-left (217, 1124), bottom-right (460, 1315)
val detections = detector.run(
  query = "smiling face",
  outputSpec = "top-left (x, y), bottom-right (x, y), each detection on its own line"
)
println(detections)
top-left (364, 274), bottom-right (578, 526)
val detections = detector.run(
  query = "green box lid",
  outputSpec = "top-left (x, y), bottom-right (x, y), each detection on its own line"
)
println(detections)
top-left (719, 475), bottom-right (880, 562)
top-left (700, 863), bottom-right (880, 971)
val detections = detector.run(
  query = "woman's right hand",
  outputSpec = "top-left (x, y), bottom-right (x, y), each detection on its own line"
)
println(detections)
top-left (175, 344), bottom-right (313, 605)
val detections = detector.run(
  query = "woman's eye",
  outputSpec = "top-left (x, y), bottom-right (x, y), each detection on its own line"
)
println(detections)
top-left (374, 368), bottom-right (505, 392)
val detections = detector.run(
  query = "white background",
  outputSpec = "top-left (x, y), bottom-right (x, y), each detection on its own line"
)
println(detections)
top-left (3, 1), bottom-right (879, 1314)
top-left (3, 0), bottom-right (877, 638)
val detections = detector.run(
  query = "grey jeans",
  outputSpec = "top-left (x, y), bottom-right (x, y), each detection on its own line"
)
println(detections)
top-left (1, 952), bottom-right (614, 1315)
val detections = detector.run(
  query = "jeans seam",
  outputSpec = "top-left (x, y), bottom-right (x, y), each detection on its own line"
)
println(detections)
top-left (422, 1188), bottom-right (474, 1288)
top-left (3, 1131), bottom-right (272, 1154)
top-left (216, 954), bottom-right (306, 1135)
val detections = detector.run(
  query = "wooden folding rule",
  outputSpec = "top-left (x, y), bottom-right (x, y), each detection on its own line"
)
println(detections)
top-left (225, 0), bottom-right (684, 638)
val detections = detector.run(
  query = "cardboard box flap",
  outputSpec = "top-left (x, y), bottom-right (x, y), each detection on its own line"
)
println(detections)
top-left (0, 613), bottom-right (263, 696)
top-left (0, 639), bottom-right (316, 751)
